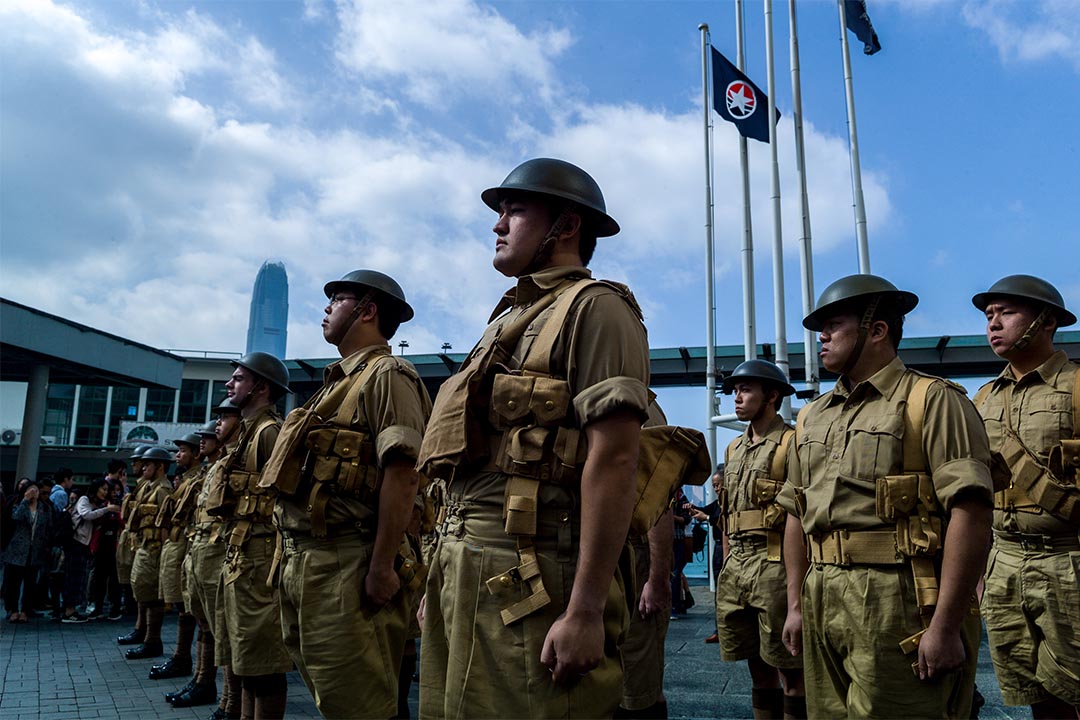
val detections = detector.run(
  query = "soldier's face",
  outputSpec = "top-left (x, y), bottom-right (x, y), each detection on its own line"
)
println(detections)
top-left (175, 446), bottom-right (195, 468)
top-left (492, 196), bottom-right (550, 277)
top-left (141, 461), bottom-right (157, 479)
top-left (984, 298), bottom-right (1038, 358)
top-left (818, 313), bottom-right (859, 374)
top-left (322, 293), bottom-right (361, 345)
top-left (216, 414), bottom-right (240, 442)
top-left (732, 381), bottom-right (767, 422)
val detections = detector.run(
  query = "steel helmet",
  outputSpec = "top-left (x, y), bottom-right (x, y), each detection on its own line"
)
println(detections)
top-left (213, 397), bottom-right (241, 416)
top-left (142, 446), bottom-right (174, 463)
top-left (721, 359), bottom-right (796, 397)
top-left (231, 352), bottom-right (290, 396)
top-left (481, 158), bottom-right (620, 237)
top-left (803, 274), bottom-right (919, 331)
top-left (130, 444), bottom-right (152, 459)
top-left (173, 433), bottom-right (201, 450)
top-left (971, 275), bottom-right (1076, 327)
top-left (323, 270), bottom-right (414, 323)
top-left (196, 420), bottom-right (219, 438)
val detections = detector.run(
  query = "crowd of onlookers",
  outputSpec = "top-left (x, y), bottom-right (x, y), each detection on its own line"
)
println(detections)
top-left (2, 461), bottom-right (130, 624)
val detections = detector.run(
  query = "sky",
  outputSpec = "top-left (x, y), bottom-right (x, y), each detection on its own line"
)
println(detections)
top-left (2, 0), bottom-right (1079, 438)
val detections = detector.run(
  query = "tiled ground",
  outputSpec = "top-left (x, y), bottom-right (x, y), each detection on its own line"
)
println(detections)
top-left (1, 586), bottom-right (1027, 719)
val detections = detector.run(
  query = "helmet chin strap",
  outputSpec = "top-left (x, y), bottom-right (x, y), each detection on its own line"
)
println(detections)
top-left (524, 206), bottom-right (573, 275)
top-left (839, 295), bottom-right (881, 378)
top-left (1010, 306), bottom-right (1051, 353)
top-left (328, 290), bottom-right (374, 346)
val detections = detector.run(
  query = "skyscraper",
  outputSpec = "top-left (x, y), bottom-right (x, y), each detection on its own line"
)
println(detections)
top-left (246, 260), bottom-right (288, 358)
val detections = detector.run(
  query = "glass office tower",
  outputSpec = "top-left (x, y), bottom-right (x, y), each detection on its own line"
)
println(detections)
top-left (245, 260), bottom-right (288, 358)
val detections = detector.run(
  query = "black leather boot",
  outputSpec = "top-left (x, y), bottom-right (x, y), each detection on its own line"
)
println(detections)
top-left (116, 628), bottom-right (145, 645)
top-left (125, 639), bottom-right (164, 659)
top-left (149, 656), bottom-right (192, 679)
top-left (171, 683), bottom-right (218, 708)
top-left (165, 679), bottom-right (197, 702)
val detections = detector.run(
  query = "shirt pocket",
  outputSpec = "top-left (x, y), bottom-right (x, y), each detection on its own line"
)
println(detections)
top-left (796, 421), bottom-right (829, 488)
top-left (844, 412), bottom-right (904, 482)
top-left (1022, 390), bottom-right (1071, 457)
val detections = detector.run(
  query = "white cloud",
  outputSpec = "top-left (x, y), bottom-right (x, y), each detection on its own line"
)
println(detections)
top-left (963, 0), bottom-right (1080, 71)
top-left (332, 0), bottom-right (572, 106)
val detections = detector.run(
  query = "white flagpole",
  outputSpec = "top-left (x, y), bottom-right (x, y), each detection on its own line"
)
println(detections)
top-left (699, 22), bottom-right (719, 593)
top-left (789, 0), bottom-right (819, 398)
top-left (764, 0), bottom-right (791, 421)
top-left (838, 0), bottom-right (871, 273)
top-left (736, 0), bottom-right (757, 363)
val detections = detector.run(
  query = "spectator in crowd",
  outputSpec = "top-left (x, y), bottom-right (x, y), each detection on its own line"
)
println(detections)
top-left (671, 487), bottom-right (694, 618)
top-left (61, 479), bottom-right (119, 623)
top-left (3, 480), bottom-right (52, 623)
top-left (50, 469), bottom-right (74, 511)
top-left (88, 474), bottom-right (125, 620)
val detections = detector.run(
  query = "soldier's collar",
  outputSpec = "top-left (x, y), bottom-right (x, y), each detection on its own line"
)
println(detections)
top-left (329, 344), bottom-right (392, 381)
top-left (834, 356), bottom-right (907, 402)
top-left (993, 348), bottom-right (1069, 388)
top-left (744, 414), bottom-right (788, 446)
top-left (514, 266), bottom-right (592, 305)
top-left (240, 403), bottom-right (277, 429)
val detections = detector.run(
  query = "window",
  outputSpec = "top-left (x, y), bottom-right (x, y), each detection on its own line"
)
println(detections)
top-left (44, 384), bottom-right (75, 446)
top-left (74, 386), bottom-right (108, 446)
top-left (145, 388), bottom-right (175, 422)
top-left (211, 381), bottom-right (230, 411)
top-left (108, 387), bottom-right (140, 446)
top-left (178, 379), bottom-right (209, 423)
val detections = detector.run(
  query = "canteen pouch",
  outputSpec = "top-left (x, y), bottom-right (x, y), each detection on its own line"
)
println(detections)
top-left (257, 407), bottom-right (318, 496)
top-left (230, 470), bottom-right (276, 521)
top-left (305, 426), bottom-right (378, 499)
top-left (876, 474), bottom-right (921, 521)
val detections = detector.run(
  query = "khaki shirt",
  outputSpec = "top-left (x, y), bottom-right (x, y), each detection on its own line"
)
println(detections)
top-left (777, 357), bottom-right (993, 535)
top-left (976, 350), bottom-right (1079, 535)
top-left (723, 414), bottom-right (794, 528)
top-left (451, 265), bottom-right (650, 506)
top-left (277, 344), bottom-right (433, 534)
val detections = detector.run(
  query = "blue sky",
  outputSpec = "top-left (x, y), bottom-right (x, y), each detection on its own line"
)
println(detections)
top-left (2, 0), bottom-right (1078, 438)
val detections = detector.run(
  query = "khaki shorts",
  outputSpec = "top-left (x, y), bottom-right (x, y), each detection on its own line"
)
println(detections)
top-left (215, 535), bottom-right (291, 676)
top-left (130, 544), bottom-right (162, 603)
top-left (802, 562), bottom-right (979, 719)
top-left (715, 538), bottom-right (800, 669)
top-left (620, 539), bottom-right (670, 711)
top-left (982, 540), bottom-right (1080, 706)
top-left (419, 493), bottom-right (628, 720)
top-left (158, 537), bottom-right (188, 605)
top-left (279, 533), bottom-right (410, 720)
top-left (189, 534), bottom-right (226, 629)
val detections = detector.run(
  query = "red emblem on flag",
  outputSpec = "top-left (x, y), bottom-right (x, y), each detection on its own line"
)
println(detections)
top-left (725, 81), bottom-right (757, 119)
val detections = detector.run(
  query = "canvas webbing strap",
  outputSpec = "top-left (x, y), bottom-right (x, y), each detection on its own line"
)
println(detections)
top-left (520, 279), bottom-right (608, 377)
top-left (484, 539), bottom-right (551, 626)
top-left (1072, 368), bottom-right (1080, 437)
top-left (807, 529), bottom-right (903, 565)
top-left (901, 377), bottom-right (941, 623)
top-left (903, 377), bottom-right (934, 474)
top-left (770, 428), bottom-right (794, 484)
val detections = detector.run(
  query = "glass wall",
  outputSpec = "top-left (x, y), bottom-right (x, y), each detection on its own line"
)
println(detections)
top-left (108, 387), bottom-right (140, 446)
top-left (74, 386), bottom-right (108, 446)
top-left (144, 388), bottom-right (176, 422)
top-left (44, 383), bottom-right (75, 446)
top-left (178, 379), bottom-right (209, 424)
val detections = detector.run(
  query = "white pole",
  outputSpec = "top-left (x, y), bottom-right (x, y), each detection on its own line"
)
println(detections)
top-left (736, 0), bottom-right (757, 362)
top-left (789, 0), bottom-right (819, 398)
top-left (699, 22), bottom-right (719, 594)
top-left (764, 0), bottom-right (791, 422)
top-left (838, 0), bottom-right (871, 273)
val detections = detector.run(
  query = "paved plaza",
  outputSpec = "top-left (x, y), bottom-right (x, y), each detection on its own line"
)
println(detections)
top-left (1, 584), bottom-right (1025, 720)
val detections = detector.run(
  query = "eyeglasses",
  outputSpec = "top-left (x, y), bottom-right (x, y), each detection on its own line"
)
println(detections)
top-left (330, 294), bottom-right (358, 305)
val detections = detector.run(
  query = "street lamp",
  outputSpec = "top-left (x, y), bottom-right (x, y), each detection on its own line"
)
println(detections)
top-left (398, 340), bottom-right (409, 355)
top-left (441, 342), bottom-right (452, 353)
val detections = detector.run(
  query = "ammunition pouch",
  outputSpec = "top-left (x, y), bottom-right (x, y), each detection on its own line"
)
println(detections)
top-left (135, 503), bottom-right (160, 532)
top-left (998, 433), bottom-right (1080, 524)
top-left (305, 426), bottom-right (379, 499)
top-left (227, 470), bottom-right (276, 527)
top-left (203, 463), bottom-right (234, 517)
top-left (489, 373), bottom-right (584, 485)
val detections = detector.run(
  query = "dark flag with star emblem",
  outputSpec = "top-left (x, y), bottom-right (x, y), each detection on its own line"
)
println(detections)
top-left (710, 46), bottom-right (779, 144)
top-left (845, 0), bottom-right (881, 55)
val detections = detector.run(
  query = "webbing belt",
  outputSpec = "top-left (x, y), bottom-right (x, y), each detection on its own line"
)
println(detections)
top-left (808, 529), bottom-right (904, 566)
top-left (993, 529), bottom-right (1080, 553)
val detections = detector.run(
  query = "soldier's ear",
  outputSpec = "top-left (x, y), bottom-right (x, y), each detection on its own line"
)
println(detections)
top-left (558, 211), bottom-right (582, 242)
top-left (869, 319), bottom-right (890, 342)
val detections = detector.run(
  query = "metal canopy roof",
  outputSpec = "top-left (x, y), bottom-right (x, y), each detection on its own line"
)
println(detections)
top-left (282, 330), bottom-right (1080, 396)
top-left (1, 298), bottom-right (185, 388)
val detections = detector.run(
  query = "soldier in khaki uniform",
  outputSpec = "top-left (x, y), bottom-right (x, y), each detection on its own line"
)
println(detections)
top-left (970, 275), bottom-right (1080, 719)
top-left (205, 353), bottom-right (291, 720)
top-left (777, 274), bottom-right (994, 719)
top-left (418, 158), bottom-right (650, 719)
top-left (117, 444), bottom-right (151, 644)
top-left (715, 359), bottom-right (804, 719)
top-left (261, 270), bottom-right (432, 719)
top-left (149, 432), bottom-right (202, 681)
top-left (172, 402), bottom-right (243, 718)
top-left (126, 446), bottom-right (175, 660)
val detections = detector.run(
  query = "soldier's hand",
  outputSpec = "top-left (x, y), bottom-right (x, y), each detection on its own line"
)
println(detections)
top-left (916, 624), bottom-right (965, 680)
top-left (638, 578), bottom-right (671, 619)
top-left (540, 611), bottom-right (603, 684)
top-left (782, 608), bottom-right (802, 657)
top-left (416, 593), bottom-right (427, 627)
top-left (363, 563), bottom-right (400, 607)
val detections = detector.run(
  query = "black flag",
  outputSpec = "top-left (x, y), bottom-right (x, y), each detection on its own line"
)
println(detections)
top-left (845, 0), bottom-right (881, 55)
top-left (710, 47), bottom-right (780, 144)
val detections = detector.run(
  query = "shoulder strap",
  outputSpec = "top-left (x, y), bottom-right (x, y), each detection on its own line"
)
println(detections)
top-left (327, 350), bottom-right (395, 427)
top-left (972, 382), bottom-right (993, 412)
top-left (1071, 367), bottom-right (1080, 438)
top-left (771, 428), bottom-right (795, 483)
top-left (903, 376), bottom-right (935, 474)
top-left (243, 412), bottom-right (282, 472)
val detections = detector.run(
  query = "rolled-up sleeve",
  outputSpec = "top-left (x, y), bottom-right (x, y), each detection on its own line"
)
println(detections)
top-left (364, 362), bottom-right (432, 466)
top-left (924, 381), bottom-right (994, 510)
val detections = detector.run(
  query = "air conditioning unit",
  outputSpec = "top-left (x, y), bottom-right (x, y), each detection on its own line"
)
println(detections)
top-left (1, 429), bottom-right (20, 445)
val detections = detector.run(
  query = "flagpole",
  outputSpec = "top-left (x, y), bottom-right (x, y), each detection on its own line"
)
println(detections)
top-left (699, 22), bottom-right (719, 594)
top-left (735, 0), bottom-right (757, 363)
top-left (763, 0), bottom-right (791, 421)
top-left (838, 0), bottom-right (871, 273)
top-left (789, 0), bottom-right (819, 398)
